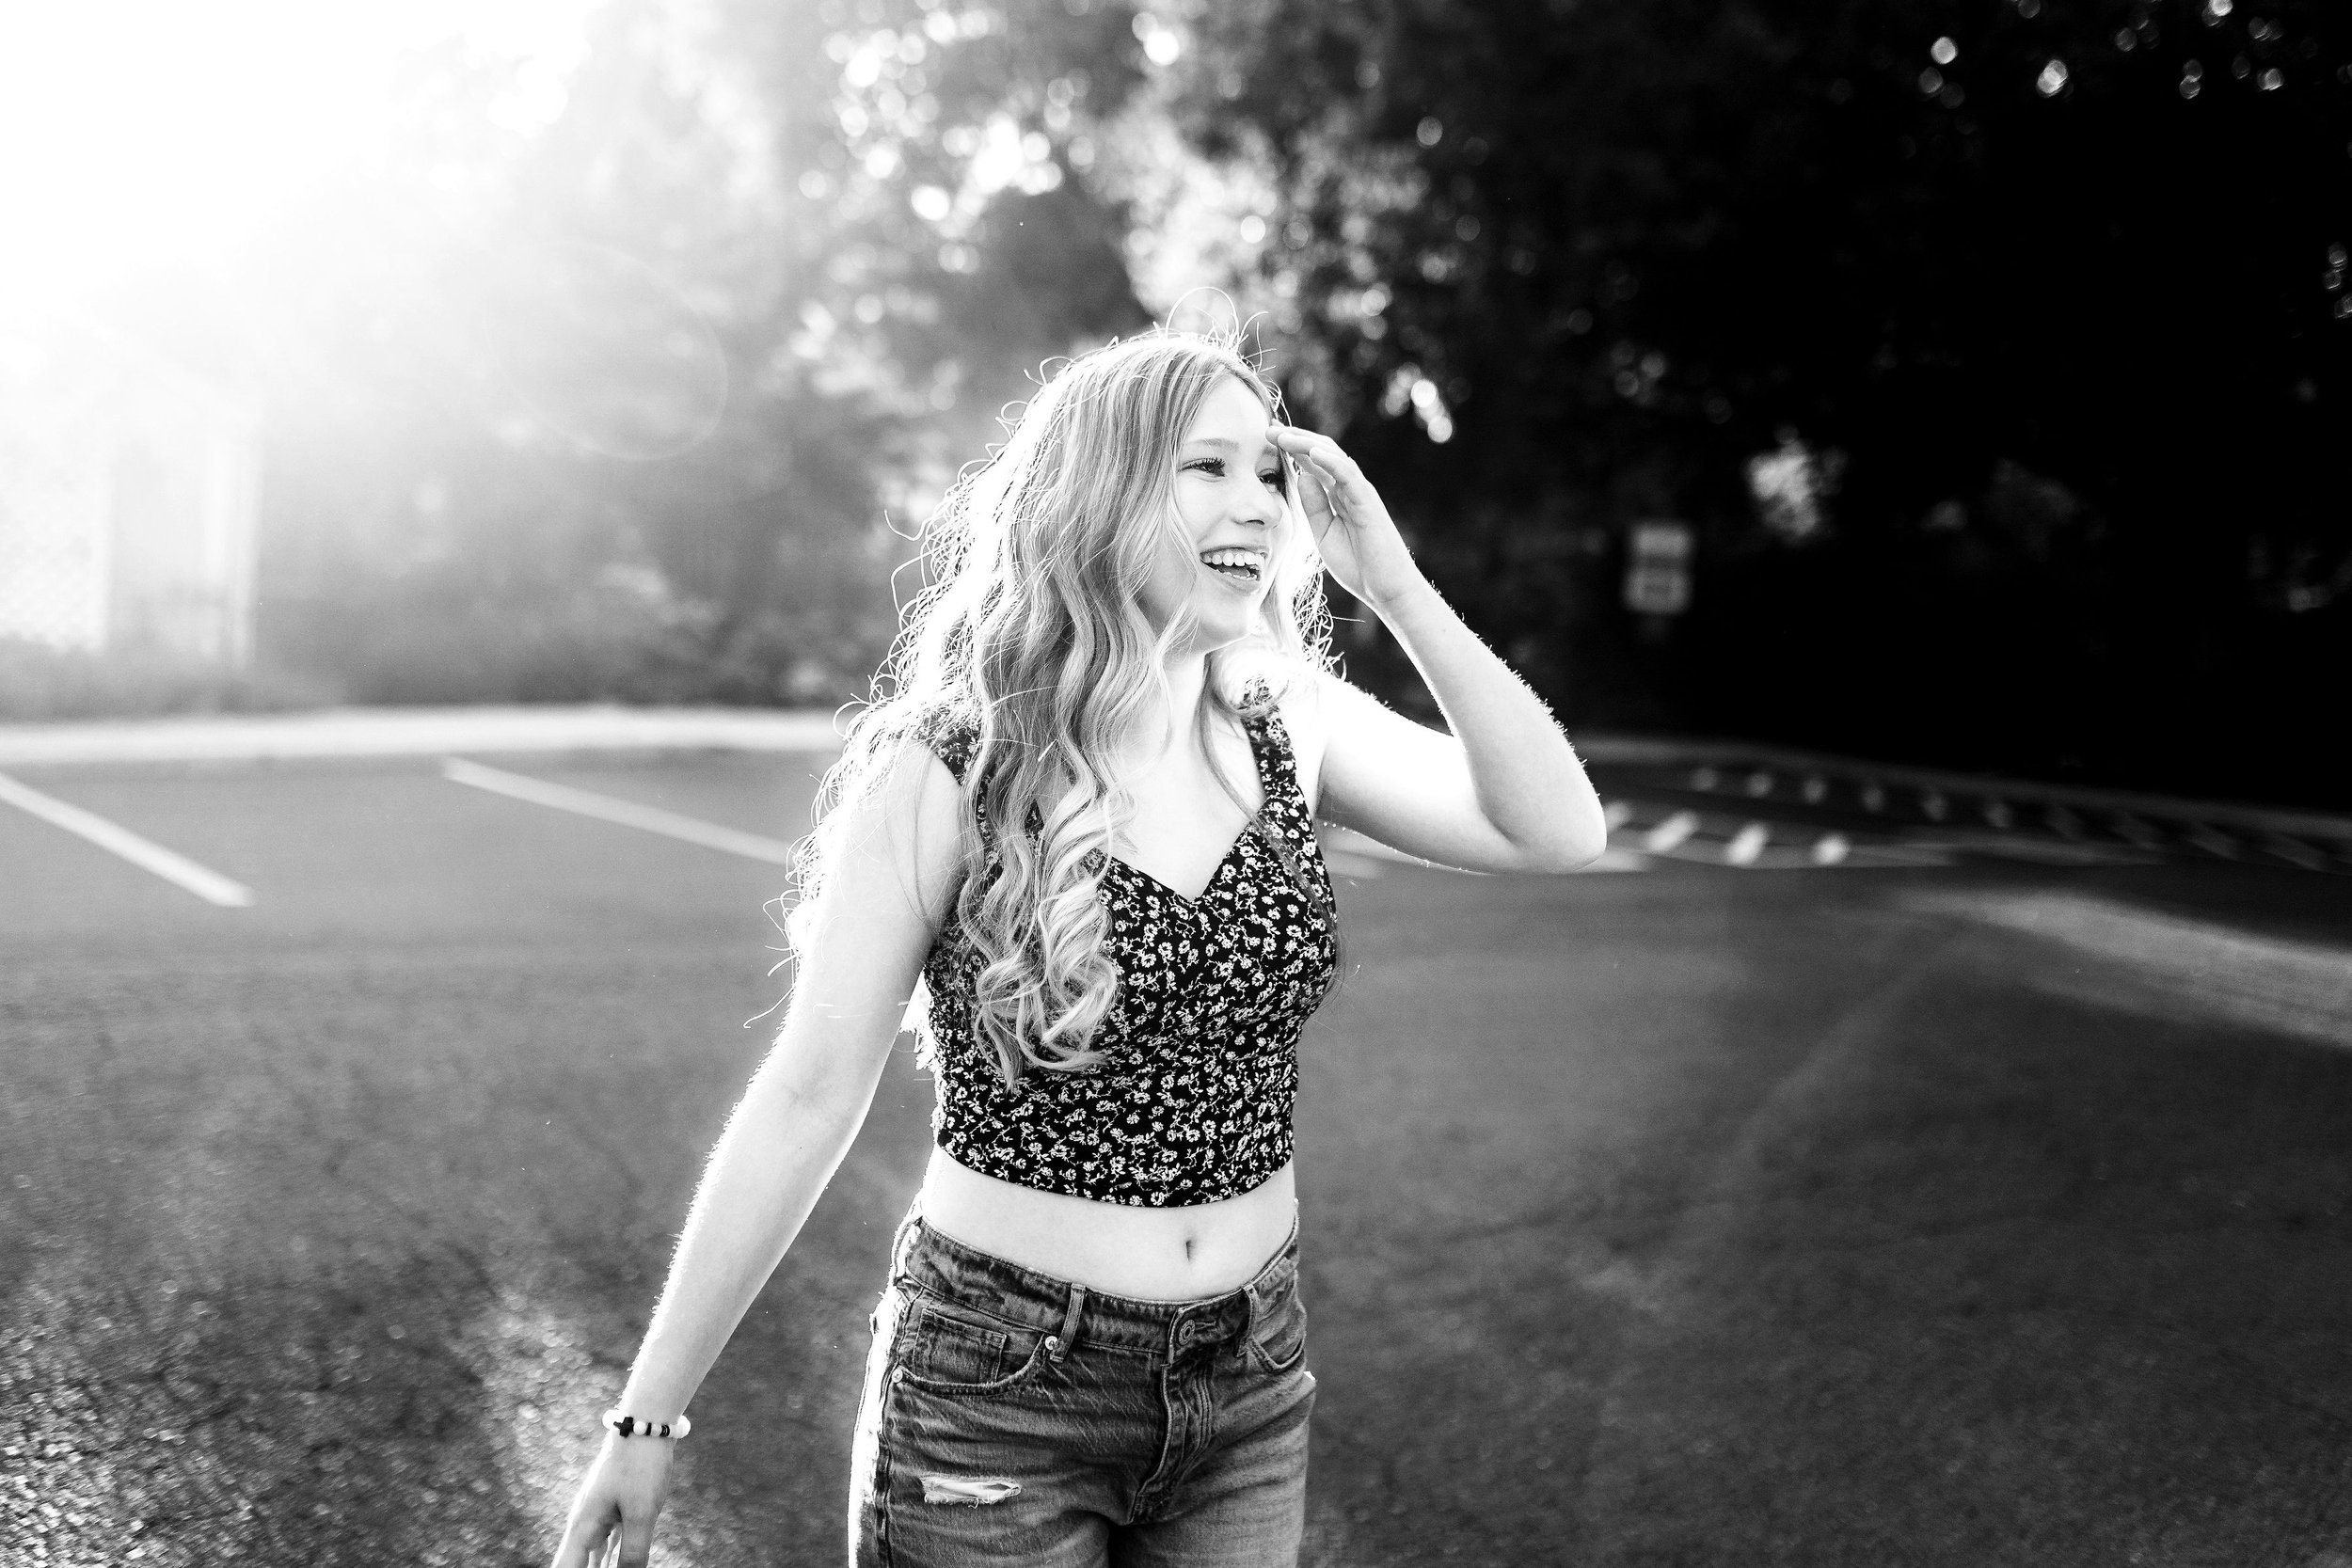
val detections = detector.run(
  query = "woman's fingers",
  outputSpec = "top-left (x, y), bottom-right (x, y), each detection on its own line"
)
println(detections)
top-left (550, 1507), bottom-right (612, 1568)
top-left (1273, 427), bottom-right (1370, 489)
top-left (614, 1513), bottom-right (660, 1568)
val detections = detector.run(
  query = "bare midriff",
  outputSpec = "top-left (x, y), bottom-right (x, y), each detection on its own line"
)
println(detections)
top-left (918, 1147), bottom-right (1298, 1302)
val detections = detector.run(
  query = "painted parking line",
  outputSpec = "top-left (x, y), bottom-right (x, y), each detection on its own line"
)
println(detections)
top-left (2185, 825), bottom-right (2238, 860)
top-left (1644, 811), bottom-right (1700, 854)
top-left (0, 770), bottom-right (253, 908)
top-left (2262, 835), bottom-right (2328, 872)
top-left (1596, 752), bottom-right (2350, 876)
top-left (441, 757), bottom-right (800, 865)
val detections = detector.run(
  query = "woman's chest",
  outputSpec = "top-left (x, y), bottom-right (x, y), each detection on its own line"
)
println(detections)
top-left (1096, 835), bottom-right (1335, 1022)
top-left (1105, 734), bottom-right (1266, 903)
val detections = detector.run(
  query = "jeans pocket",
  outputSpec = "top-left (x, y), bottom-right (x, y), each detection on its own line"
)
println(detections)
top-left (898, 1299), bottom-right (1049, 1396)
top-left (1248, 1291), bottom-right (1308, 1375)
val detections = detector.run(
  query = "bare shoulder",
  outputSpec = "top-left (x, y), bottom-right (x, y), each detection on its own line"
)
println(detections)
top-left (822, 729), bottom-right (969, 934)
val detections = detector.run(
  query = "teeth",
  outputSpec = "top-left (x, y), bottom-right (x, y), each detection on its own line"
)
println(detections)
top-left (1200, 549), bottom-right (1263, 577)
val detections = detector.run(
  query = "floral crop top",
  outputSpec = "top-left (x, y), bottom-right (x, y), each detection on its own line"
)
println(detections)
top-left (911, 682), bottom-right (1341, 1207)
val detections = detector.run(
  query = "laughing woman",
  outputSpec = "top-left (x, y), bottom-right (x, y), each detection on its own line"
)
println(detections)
top-left (550, 329), bottom-right (1608, 1568)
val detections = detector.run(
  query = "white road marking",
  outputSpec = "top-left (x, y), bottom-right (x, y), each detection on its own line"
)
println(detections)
top-left (2263, 835), bottom-right (2327, 872)
top-left (1861, 782), bottom-right (1885, 813)
top-left (1743, 771), bottom-right (1773, 798)
top-left (1801, 775), bottom-right (1828, 803)
top-left (1811, 832), bottom-right (1851, 866)
top-left (1604, 800), bottom-right (1635, 831)
top-left (2185, 825), bottom-right (2237, 859)
top-left (1982, 799), bottom-right (2013, 829)
top-left (1905, 888), bottom-right (2352, 1052)
top-left (1725, 822), bottom-right (1769, 865)
top-left (441, 757), bottom-right (799, 864)
top-left (2045, 803), bottom-right (2083, 839)
top-left (1691, 767), bottom-right (1720, 791)
top-left (1643, 811), bottom-right (1700, 853)
top-left (1920, 788), bottom-right (1948, 821)
top-left (2111, 814), bottom-right (2164, 849)
top-left (0, 770), bottom-right (254, 908)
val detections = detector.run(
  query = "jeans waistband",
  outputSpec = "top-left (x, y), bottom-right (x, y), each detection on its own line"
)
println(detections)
top-left (888, 1204), bottom-right (1299, 1359)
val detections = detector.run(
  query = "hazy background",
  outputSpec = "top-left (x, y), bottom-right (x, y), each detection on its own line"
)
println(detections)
top-left (2, 0), bottom-right (2346, 805)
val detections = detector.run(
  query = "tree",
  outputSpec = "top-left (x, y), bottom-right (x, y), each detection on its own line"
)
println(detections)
top-left (1171, 0), bottom-right (2351, 800)
top-left (246, 0), bottom-right (1166, 707)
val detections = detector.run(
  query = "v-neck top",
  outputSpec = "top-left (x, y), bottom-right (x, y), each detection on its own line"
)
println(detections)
top-left (910, 681), bottom-right (1340, 1206)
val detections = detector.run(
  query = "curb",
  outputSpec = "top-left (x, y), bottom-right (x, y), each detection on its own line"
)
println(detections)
top-left (0, 705), bottom-right (847, 769)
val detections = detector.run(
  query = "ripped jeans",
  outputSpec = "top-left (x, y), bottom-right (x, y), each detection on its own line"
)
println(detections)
top-left (848, 1204), bottom-right (1315, 1568)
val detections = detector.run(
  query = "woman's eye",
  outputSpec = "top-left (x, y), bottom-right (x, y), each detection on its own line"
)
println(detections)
top-left (1259, 469), bottom-right (1286, 492)
top-left (1188, 457), bottom-right (1227, 476)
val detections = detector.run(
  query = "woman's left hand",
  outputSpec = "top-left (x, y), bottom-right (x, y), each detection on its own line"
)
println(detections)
top-left (1271, 426), bottom-right (1426, 612)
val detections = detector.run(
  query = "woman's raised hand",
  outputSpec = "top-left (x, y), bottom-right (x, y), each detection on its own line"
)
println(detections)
top-left (550, 1433), bottom-right (675, 1568)
top-left (1270, 425), bottom-right (1426, 612)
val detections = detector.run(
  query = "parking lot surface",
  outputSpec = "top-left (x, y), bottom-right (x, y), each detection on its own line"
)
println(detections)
top-left (4, 741), bottom-right (2349, 1565)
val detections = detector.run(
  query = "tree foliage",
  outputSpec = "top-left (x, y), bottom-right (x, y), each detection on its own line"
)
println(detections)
top-left (1174, 0), bottom-right (2350, 798)
top-left (248, 0), bottom-right (1157, 707)
top-left (192, 0), bottom-right (2350, 800)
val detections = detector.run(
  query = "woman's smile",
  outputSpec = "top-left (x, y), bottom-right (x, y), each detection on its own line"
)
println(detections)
top-left (1200, 546), bottom-right (1268, 588)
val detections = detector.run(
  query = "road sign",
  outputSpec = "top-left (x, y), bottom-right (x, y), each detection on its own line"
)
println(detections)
top-left (1624, 520), bottom-right (1692, 615)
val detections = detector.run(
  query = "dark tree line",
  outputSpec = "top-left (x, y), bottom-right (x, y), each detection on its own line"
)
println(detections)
top-left (1176, 0), bottom-right (2349, 800)
top-left (222, 0), bottom-right (2346, 802)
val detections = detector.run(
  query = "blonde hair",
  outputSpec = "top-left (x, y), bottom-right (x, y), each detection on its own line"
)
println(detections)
top-left (791, 329), bottom-right (1334, 1085)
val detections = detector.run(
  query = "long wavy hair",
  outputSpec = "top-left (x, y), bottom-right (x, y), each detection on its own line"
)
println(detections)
top-left (789, 329), bottom-right (1335, 1086)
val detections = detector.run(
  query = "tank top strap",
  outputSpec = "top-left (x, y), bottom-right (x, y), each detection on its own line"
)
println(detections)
top-left (911, 703), bottom-right (1001, 852)
top-left (911, 702), bottom-right (981, 784)
top-left (1236, 676), bottom-right (1309, 817)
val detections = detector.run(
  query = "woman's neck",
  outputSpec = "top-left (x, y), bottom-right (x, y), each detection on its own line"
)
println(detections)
top-left (1122, 652), bottom-right (1211, 767)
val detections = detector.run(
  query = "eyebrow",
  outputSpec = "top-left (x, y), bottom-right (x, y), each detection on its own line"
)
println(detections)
top-left (1182, 436), bottom-right (1278, 455)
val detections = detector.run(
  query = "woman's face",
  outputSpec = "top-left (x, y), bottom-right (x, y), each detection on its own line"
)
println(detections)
top-left (1139, 373), bottom-right (1292, 654)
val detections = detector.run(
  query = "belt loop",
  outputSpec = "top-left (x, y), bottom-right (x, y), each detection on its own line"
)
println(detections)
top-left (889, 1203), bottom-right (922, 1283)
top-left (1235, 1281), bottom-right (1262, 1362)
top-left (1048, 1283), bottom-right (1087, 1364)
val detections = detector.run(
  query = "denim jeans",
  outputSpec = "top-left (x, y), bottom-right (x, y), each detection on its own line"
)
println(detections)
top-left (848, 1205), bottom-right (1315, 1568)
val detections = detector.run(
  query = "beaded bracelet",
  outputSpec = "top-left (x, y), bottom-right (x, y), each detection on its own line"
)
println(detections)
top-left (600, 1408), bottom-right (691, 1440)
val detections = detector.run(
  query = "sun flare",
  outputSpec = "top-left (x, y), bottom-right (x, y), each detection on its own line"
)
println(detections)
top-left (0, 0), bottom-right (595, 302)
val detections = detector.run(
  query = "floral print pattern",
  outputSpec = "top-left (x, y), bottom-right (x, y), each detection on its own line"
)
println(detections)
top-left (912, 681), bottom-right (1341, 1207)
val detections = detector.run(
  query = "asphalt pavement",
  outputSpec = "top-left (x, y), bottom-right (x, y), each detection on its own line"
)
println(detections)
top-left (3, 726), bottom-right (2349, 1566)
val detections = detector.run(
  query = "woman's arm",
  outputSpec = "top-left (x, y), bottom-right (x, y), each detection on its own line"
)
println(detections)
top-left (551, 745), bottom-right (963, 1568)
top-left (1271, 426), bottom-right (1609, 875)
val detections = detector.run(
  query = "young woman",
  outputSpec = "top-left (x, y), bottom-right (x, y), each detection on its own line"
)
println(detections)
top-left (550, 330), bottom-right (1608, 1568)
